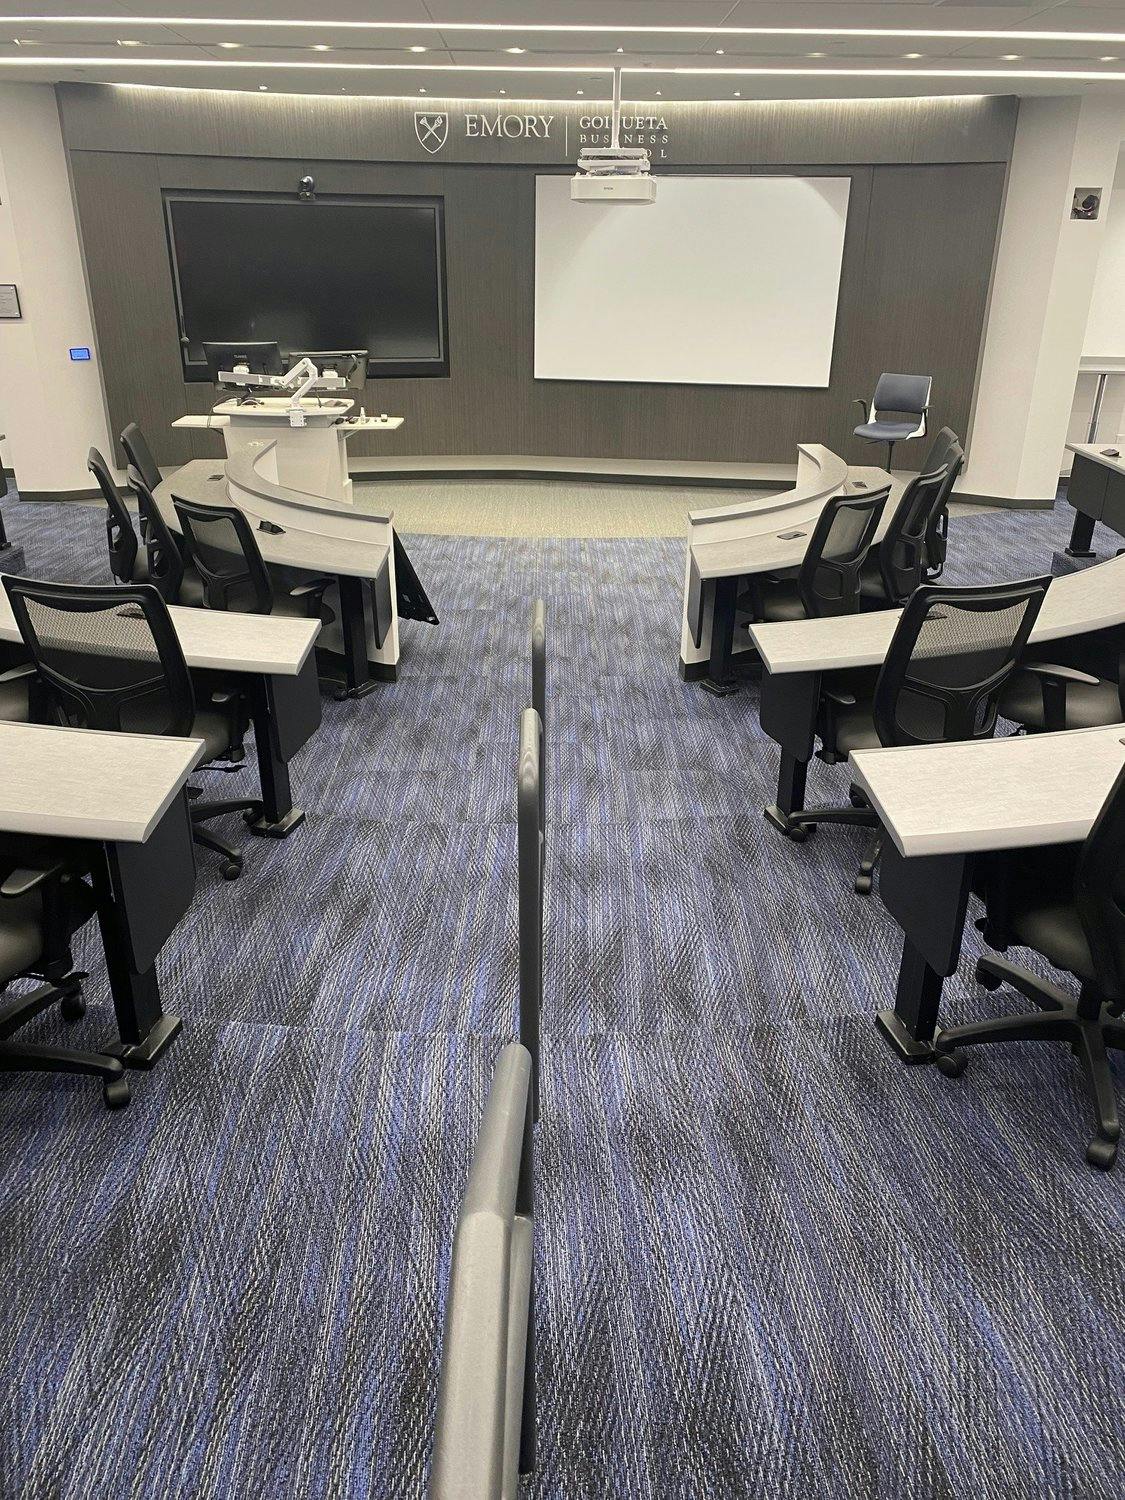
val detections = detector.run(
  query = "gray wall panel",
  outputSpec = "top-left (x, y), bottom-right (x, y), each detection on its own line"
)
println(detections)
top-left (62, 88), bottom-right (1011, 469)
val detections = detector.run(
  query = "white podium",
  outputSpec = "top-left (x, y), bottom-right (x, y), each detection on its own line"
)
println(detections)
top-left (174, 397), bottom-right (404, 506)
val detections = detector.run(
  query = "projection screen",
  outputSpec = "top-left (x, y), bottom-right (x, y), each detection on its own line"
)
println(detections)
top-left (534, 174), bottom-right (851, 388)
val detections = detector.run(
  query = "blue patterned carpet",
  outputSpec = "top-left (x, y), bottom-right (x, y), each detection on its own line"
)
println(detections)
top-left (0, 488), bottom-right (1123, 1499)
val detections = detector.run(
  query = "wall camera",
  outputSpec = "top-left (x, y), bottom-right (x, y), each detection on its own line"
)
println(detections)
top-left (298, 175), bottom-right (315, 201)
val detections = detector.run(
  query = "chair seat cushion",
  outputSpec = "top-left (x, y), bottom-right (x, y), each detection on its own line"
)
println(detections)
top-left (823, 704), bottom-right (881, 758)
top-left (0, 892), bottom-right (44, 983)
top-left (0, 677), bottom-right (29, 724)
top-left (854, 420), bottom-right (920, 442)
top-left (188, 708), bottom-right (238, 765)
top-left (755, 579), bottom-right (808, 624)
top-left (1010, 903), bottom-right (1096, 985)
top-left (999, 670), bottom-right (1122, 731)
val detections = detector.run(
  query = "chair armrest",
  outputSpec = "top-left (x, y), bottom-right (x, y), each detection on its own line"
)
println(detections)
top-left (1, 861), bottom-right (68, 899)
top-left (209, 689), bottom-right (239, 708)
top-left (822, 688), bottom-right (857, 708)
top-left (851, 398), bottom-right (870, 421)
top-left (289, 576), bottom-right (334, 600)
top-left (1020, 661), bottom-right (1101, 733)
top-left (0, 662), bottom-right (36, 684)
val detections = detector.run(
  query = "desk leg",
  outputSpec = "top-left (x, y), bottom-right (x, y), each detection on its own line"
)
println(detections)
top-left (1065, 508), bottom-right (1097, 560)
top-left (338, 576), bottom-right (377, 699)
top-left (700, 576), bottom-right (740, 696)
top-left (247, 674), bottom-right (308, 838)
top-left (764, 751), bottom-right (808, 835)
top-left (876, 940), bottom-right (943, 1063)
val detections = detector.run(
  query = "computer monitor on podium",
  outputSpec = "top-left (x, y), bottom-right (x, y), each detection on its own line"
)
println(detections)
top-left (202, 340), bottom-right (284, 386)
top-left (286, 349), bottom-right (369, 392)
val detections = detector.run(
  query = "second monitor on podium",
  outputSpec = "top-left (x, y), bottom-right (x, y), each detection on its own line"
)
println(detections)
top-left (188, 342), bottom-right (404, 507)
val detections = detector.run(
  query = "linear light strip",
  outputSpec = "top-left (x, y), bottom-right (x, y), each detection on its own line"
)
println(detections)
top-left (2, 18), bottom-right (1125, 44)
top-left (0, 58), bottom-right (1121, 82)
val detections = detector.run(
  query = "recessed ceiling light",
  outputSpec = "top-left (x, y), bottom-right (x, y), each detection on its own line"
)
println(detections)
top-left (576, 88), bottom-right (583, 94)
top-left (419, 86), bottom-right (426, 92)
top-left (13, 38), bottom-right (41, 46)
top-left (499, 88), bottom-right (506, 94)
top-left (903, 52), bottom-right (923, 60)
top-left (807, 52), bottom-right (826, 59)
top-left (258, 83), bottom-right (268, 90)
top-left (1100, 54), bottom-right (1118, 61)
top-left (616, 47), bottom-right (624, 54)
top-left (1001, 53), bottom-right (1022, 61)
top-left (656, 89), bottom-right (662, 95)
top-left (217, 42), bottom-right (242, 50)
top-left (505, 46), bottom-right (526, 54)
top-left (311, 44), bottom-right (331, 52)
top-left (409, 45), bottom-right (427, 53)
top-left (716, 49), bottom-right (725, 55)
top-left (117, 39), bottom-right (143, 48)
top-left (734, 90), bottom-right (741, 96)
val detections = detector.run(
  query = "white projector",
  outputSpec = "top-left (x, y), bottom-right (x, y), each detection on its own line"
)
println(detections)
top-left (571, 146), bottom-right (656, 202)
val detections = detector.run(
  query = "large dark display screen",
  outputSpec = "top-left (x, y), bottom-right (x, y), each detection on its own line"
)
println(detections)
top-left (165, 192), bottom-right (448, 380)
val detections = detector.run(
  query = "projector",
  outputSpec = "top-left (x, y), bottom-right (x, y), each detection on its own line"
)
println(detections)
top-left (571, 145), bottom-right (656, 202)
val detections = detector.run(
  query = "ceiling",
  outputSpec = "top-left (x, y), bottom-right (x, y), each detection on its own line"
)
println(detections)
top-left (2, 2), bottom-right (1125, 102)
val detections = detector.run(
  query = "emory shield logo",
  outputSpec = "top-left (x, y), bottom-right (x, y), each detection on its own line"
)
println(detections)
top-left (415, 112), bottom-right (449, 154)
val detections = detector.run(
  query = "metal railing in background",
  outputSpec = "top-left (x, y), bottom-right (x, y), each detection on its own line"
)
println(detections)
top-left (428, 1042), bottom-right (536, 1500)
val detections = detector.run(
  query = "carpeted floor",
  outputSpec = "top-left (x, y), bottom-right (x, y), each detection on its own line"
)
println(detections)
top-left (0, 488), bottom-right (1123, 1499)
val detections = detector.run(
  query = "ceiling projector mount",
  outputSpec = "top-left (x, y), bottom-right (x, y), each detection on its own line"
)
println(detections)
top-left (572, 68), bottom-right (656, 203)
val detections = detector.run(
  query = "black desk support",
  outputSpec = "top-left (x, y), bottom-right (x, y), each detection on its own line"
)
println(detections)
top-left (1067, 452), bottom-right (1125, 558)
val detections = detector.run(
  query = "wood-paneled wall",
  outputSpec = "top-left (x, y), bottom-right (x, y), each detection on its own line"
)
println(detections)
top-left (60, 87), bottom-right (1014, 469)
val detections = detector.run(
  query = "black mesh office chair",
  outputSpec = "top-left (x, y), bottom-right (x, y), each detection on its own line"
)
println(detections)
top-left (918, 428), bottom-right (964, 580)
top-left (852, 373), bottom-right (932, 471)
top-left (746, 484), bottom-right (891, 624)
top-left (1, 577), bottom-right (263, 880)
top-left (998, 645), bottom-right (1125, 733)
top-left (936, 762), bottom-right (1125, 1170)
top-left (859, 463), bottom-right (950, 608)
top-left (126, 469), bottom-right (205, 607)
top-left (88, 447), bottom-right (145, 585)
top-left (0, 837), bottom-right (130, 1108)
top-left (775, 577), bottom-right (1052, 893)
top-left (172, 496), bottom-right (334, 624)
top-left (119, 421), bottom-right (164, 500)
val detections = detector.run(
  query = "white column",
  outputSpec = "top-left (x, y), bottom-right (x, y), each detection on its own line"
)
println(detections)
top-left (0, 82), bottom-right (111, 496)
top-left (961, 96), bottom-right (1125, 505)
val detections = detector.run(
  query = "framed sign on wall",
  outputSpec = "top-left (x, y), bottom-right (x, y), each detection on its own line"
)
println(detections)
top-left (0, 284), bottom-right (21, 319)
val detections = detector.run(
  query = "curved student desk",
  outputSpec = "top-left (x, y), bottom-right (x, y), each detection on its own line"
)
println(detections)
top-left (679, 443), bottom-right (897, 688)
top-left (1063, 441), bottom-right (1125, 558)
top-left (154, 438), bottom-right (429, 696)
top-left (747, 550), bottom-right (1125, 904)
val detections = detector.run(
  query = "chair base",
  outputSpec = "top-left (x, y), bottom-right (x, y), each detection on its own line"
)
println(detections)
top-left (0, 976), bottom-right (130, 1108)
top-left (191, 794), bottom-right (263, 881)
top-left (764, 793), bottom-right (881, 892)
top-left (935, 959), bottom-right (1125, 1170)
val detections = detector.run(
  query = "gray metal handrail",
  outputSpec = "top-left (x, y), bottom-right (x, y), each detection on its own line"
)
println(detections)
top-left (531, 599), bottom-right (546, 767)
top-left (518, 707), bottom-right (543, 1121)
top-left (429, 1042), bottom-right (536, 1499)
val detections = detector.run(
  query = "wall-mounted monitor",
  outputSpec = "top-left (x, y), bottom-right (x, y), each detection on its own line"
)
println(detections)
top-left (164, 192), bottom-right (449, 382)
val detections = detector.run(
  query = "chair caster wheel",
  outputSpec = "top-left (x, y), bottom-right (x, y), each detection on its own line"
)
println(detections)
top-left (241, 809), bottom-right (259, 826)
top-left (787, 824), bottom-right (813, 843)
top-left (333, 686), bottom-right (349, 702)
top-left (103, 1076), bottom-right (131, 1110)
top-left (848, 788), bottom-right (867, 809)
top-left (60, 991), bottom-right (86, 1023)
top-left (1086, 1137), bottom-right (1117, 1171)
top-left (935, 1048), bottom-right (967, 1078)
top-left (221, 861), bottom-right (242, 881)
top-left (854, 873), bottom-right (873, 895)
top-left (975, 961), bottom-right (1002, 992)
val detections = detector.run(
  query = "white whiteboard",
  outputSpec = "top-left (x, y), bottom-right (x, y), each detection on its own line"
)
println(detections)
top-left (534, 174), bottom-right (851, 388)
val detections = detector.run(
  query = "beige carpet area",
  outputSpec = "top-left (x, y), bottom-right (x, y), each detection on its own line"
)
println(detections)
top-left (352, 475), bottom-right (999, 539)
top-left (351, 476), bottom-right (733, 538)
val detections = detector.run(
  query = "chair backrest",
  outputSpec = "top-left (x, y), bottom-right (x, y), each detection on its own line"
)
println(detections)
top-left (172, 496), bottom-right (274, 614)
top-left (119, 422), bottom-right (163, 499)
top-left (1077, 762), bottom-right (1125, 1004)
top-left (872, 372), bottom-right (932, 420)
top-left (873, 577), bottom-right (1051, 748)
top-left (429, 1042), bottom-right (535, 1500)
top-left (797, 483), bottom-right (890, 618)
top-left (921, 432), bottom-right (964, 574)
top-left (126, 467), bottom-right (187, 603)
top-left (876, 464), bottom-right (950, 604)
top-left (87, 447), bottom-right (138, 584)
top-left (1, 575), bottom-right (195, 737)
